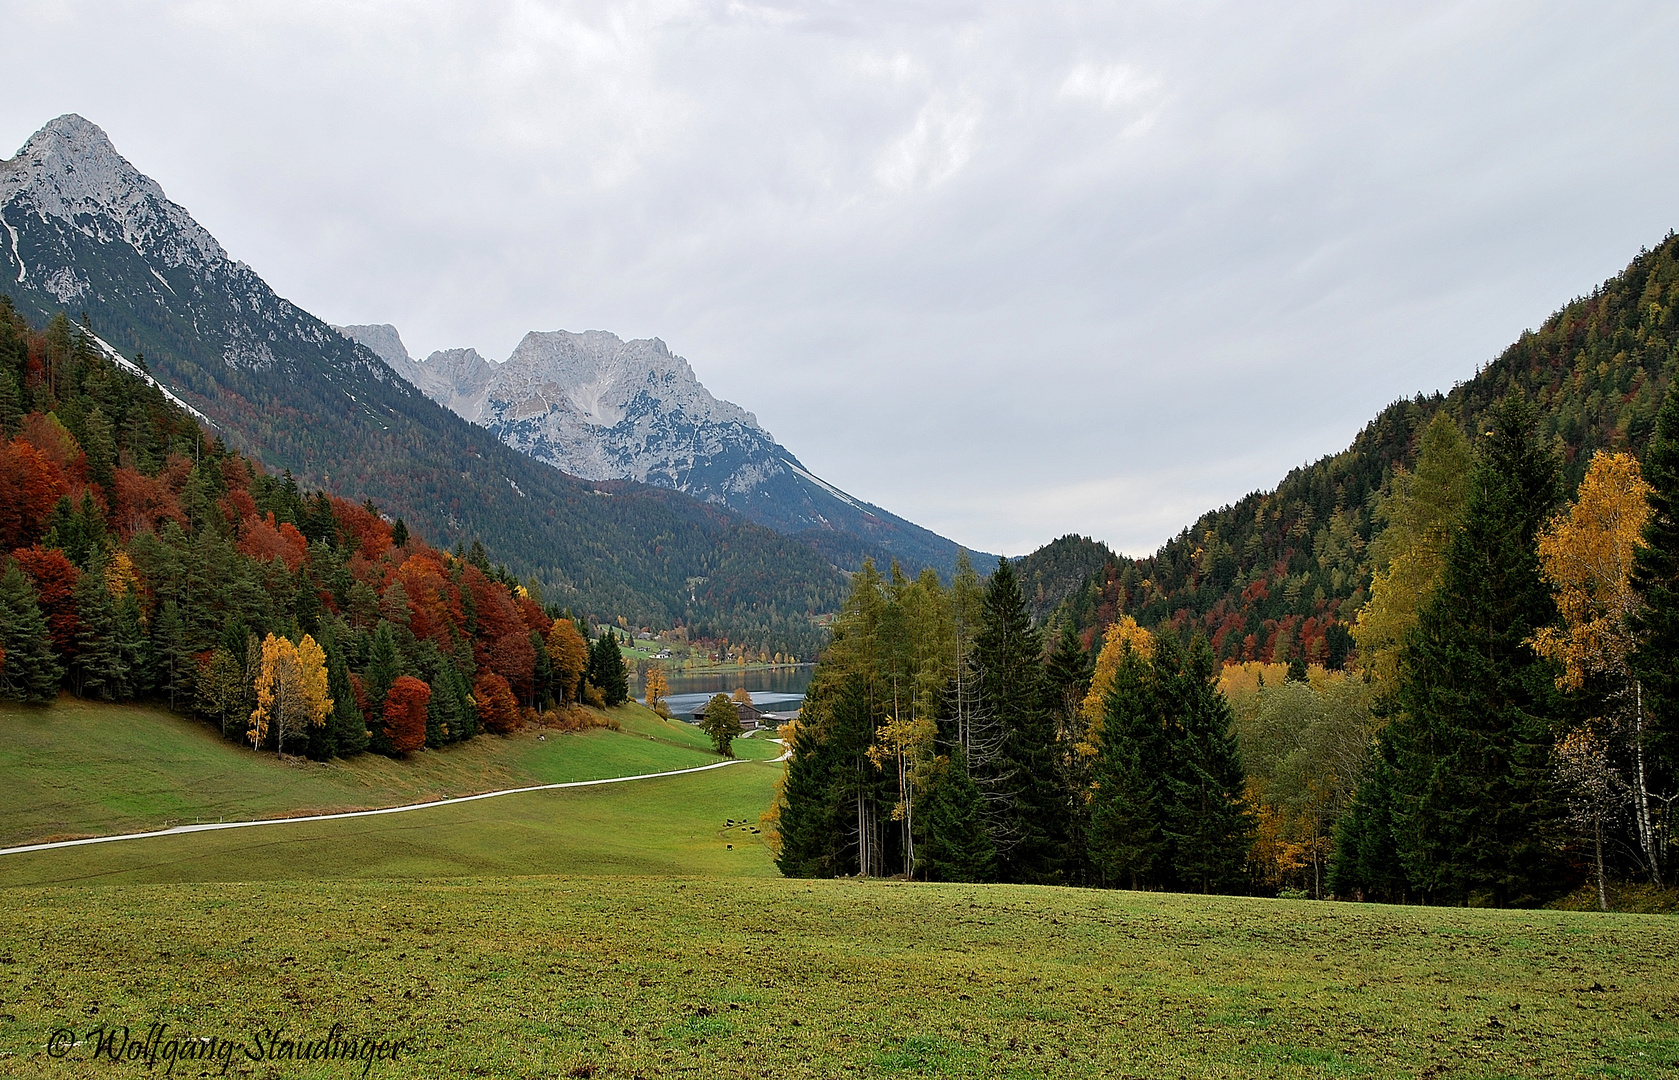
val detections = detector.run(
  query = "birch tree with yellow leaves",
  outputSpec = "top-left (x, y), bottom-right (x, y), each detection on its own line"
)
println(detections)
top-left (1533, 450), bottom-right (1662, 883)
top-left (248, 633), bottom-right (333, 757)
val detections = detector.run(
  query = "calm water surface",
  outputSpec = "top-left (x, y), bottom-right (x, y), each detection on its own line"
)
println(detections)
top-left (634, 666), bottom-right (813, 721)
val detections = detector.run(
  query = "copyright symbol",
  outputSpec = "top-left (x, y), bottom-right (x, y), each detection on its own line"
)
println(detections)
top-left (47, 1028), bottom-right (74, 1058)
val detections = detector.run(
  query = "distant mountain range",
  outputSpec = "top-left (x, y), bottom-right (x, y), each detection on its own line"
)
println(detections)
top-left (335, 323), bottom-right (987, 577)
top-left (0, 113), bottom-right (861, 655)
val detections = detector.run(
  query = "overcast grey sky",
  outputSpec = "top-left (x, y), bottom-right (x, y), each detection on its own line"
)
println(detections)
top-left (4, 1), bottom-right (1677, 555)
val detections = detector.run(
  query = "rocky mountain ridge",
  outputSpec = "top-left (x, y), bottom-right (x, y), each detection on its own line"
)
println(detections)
top-left (338, 323), bottom-right (989, 576)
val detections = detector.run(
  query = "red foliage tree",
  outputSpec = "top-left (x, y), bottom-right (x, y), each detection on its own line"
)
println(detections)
top-left (382, 675), bottom-right (431, 754)
top-left (217, 486), bottom-right (258, 527)
top-left (331, 497), bottom-right (393, 561)
top-left (111, 466), bottom-right (185, 538)
top-left (489, 631), bottom-right (537, 704)
top-left (11, 546), bottom-right (81, 655)
top-left (515, 593), bottom-right (549, 634)
top-left (396, 552), bottom-right (461, 645)
top-left (473, 672), bottom-right (521, 735)
top-left (0, 439), bottom-right (66, 548)
top-left (463, 567), bottom-right (523, 666)
top-left (238, 512), bottom-right (308, 571)
top-left (18, 413), bottom-right (85, 485)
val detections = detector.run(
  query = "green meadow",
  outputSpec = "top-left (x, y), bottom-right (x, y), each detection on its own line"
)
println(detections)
top-left (1, 702), bottom-right (1676, 1078)
top-left (0, 698), bottom-right (779, 849)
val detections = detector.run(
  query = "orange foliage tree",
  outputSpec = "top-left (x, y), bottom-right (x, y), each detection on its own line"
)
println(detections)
top-left (473, 672), bottom-right (521, 734)
top-left (0, 439), bottom-right (66, 547)
top-left (382, 675), bottom-right (431, 754)
top-left (546, 619), bottom-right (589, 703)
top-left (11, 546), bottom-right (80, 655)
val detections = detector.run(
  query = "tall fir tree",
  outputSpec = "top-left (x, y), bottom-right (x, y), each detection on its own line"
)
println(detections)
top-left (365, 622), bottom-right (401, 756)
top-left (1044, 622), bottom-right (1095, 882)
top-left (1087, 639), bottom-right (1168, 888)
top-left (589, 631), bottom-right (629, 706)
top-left (0, 559), bottom-right (63, 702)
top-left (1159, 635), bottom-right (1252, 893)
top-left (322, 622), bottom-right (368, 757)
top-left (1328, 736), bottom-right (1408, 901)
top-left (151, 599), bottom-right (194, 710)
top-left (918, 745), bottom-right (996, 882)
top-left (1630, 383), bottom-right (1679, 883)
top-left (975, 557), bottom-right (1065, 883)
top-left (69, 556), bottom-right (126, 699)
top-left (1389, 393), bottom-right (1566, 906)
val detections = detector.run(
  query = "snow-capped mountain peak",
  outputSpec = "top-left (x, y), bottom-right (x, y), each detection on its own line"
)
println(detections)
top-left (337, 321), bottom-right (983, 574)
top-left (0, 114), bottom-right (227, 276)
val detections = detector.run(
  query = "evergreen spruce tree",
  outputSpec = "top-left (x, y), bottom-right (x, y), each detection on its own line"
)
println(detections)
top-left (590, 631), bottom-right (629, 706)
top-left (919, 745), bottom-right (996, 882)
top-left (0, 560), bottom-right (63, 702)
top-left (1389, 394), bottom-right (1565, 906)
top-left (365, 622), bottom-right (401, 756)
top-left (1328, 737), bottom-right (1407, 901)
top-left (323, 623), bottom-right (368, 757)
top-left (774, 718), bottom-right (840, 877)
top-left (808, 668), bottom-right (886, 878)
top-left (0, 358), bottom-right (20, 434)
top-left (70, 557), bottom-right (126, 699)
top-left (975, 557), bottom-right (1065, 883)
top-left (112, 590), bottom-right (150, 699)
top-left (1087, 640), bottom-right (1167, 888)
top-left (530, 629), bottom-right (554, 710)
top-left (1159, 635), bottom-right (1252, 894)
top-left (1044, 623), bottom-right (1094, 727)
top-left (1044, 622), bottom-right (1095, 882)
top-left (1631, 383), bottom-right (1679, 883)
top-left (151, 599), bottom-right (194, 710)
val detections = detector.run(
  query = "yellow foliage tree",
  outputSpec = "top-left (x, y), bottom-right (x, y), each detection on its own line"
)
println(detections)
top-left (867, 713), bottom-right (939, 877)
top-left (1532, 450), bottom-right (1659, 881)
top-left (1533, 451), bottom-right (1652, 688)
top-left (104, 550), bottom-right (141, 597)
top-left (248, 633), bottom-right (333, 757)
top-left (643, 661), bottom-right (669, 710)
top-left (1353, 413), bottom-right (1472, 685)
top-left (1079, 616), bottom-right (1153, 738)
top-left (545, 619), bottom-right (590, 704)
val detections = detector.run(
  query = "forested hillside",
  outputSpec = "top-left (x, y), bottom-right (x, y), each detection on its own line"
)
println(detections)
top-left (0, 299), bottom-right (649, 758)
top-left (1051, 234), bottom-right (1679, 665)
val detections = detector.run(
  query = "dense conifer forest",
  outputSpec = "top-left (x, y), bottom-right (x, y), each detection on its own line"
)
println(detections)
top-left (0, 298), bottom-right (638, 756)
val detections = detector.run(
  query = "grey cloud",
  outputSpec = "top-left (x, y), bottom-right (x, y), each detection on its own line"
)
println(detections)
top-left (3, 0), bottom-right (1676, 554)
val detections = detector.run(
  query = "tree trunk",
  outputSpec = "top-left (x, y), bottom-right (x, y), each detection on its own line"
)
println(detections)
top-left (1595, 815), bottom-right (1608, 912)
top-left (1632, 681), bottom-right (1663, 885)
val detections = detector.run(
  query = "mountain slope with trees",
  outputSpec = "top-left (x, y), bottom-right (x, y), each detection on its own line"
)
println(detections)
top-left (0, 114), bottom-right (841, 657)
top-left (0, 297), bottom-right (645, 762)
top-left (1047, 234), bottom-right (1679, 667)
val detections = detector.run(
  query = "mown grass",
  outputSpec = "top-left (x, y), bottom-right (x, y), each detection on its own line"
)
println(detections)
top-left (0, 698), bottom-right (772, 848)
top-left (0, 875), bottom-right (1674, 1078)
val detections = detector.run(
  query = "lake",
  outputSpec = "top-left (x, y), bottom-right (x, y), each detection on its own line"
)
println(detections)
top-left (633, 665), bottom-right (814, 721)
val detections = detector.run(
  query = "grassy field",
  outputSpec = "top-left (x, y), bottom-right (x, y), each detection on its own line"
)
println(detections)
top-left (3, 698), bottom-right (1677, 1078)
top-left (0, 697), bottom-right (777, 848)
top-left (1, 875), bottom-right (1675, 1078)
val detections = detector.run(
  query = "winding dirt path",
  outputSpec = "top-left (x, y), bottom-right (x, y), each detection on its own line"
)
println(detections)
top-left (0, 757), bottom-right (757, 858)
